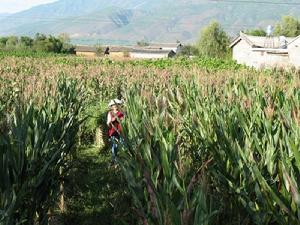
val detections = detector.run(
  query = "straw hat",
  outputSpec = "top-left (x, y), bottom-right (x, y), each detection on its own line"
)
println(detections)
top-left (108, 98), bottom-right (123, 107)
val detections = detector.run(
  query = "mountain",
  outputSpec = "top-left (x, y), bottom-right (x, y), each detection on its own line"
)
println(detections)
top-left (0, 0), bottom-right (299, 44)
top-left (0, 13), bottom-right (10, 20)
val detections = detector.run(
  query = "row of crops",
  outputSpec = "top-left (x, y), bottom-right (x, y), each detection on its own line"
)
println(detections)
top-left (0, 51), bottom-right (246, 71)
top-left (0, 77), bottom-right (85, 224)
top-left (0, 55), bottom-right (300, 225)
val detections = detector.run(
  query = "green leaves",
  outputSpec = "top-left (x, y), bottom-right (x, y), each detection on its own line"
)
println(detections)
top-left (119, 77), bottom-right (300, 225)
top-left (0, 77), bottom-right (84, 225)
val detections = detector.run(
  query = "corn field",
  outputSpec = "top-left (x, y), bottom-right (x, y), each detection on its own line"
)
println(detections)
top-left (0, 55), bottom-right (300, 225)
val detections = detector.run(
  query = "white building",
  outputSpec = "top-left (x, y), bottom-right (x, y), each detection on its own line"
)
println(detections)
top-left (142, 43), bottom-right (183, 53)
top-left (75, 42), bottom-right (183, 59)
top-left (230, 32), bottom-right (300, 69)
top-left (130, 49), bottom-right (176, 59)
top-left (288, 35), bottom-right (300, 68)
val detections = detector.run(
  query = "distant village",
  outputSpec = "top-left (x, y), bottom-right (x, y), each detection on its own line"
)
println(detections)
top-left (75, 32), bottom-right (300, 69)
top-left (74, 43), bottom-right (182, 60)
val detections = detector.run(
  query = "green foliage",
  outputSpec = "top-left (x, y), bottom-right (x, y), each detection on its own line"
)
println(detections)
top-left (0, 77), bottom-right (85, 225)
top-left (63, 148), bottom-right (137, 225)
top-left (196, 21), bottom-right (230, 59)
top-left (1, 54), bottom-right (300, 225)
top-left (0, 33), bottom-right (74, 54)
top-left (244, 28), bottom-right (266, 36)
top-left (119, 86), bottom-right (218, 225)
top-left (5, 36), bottom-right (18, 50)
top-left (177, 44), bottom-right (199, 56)
top-left (95, 44), bottom-right (103, 56)
top-left (126, 56), bottom-right (244, 71)
top-left (274, 16), bottom-right (300, 37)
top-left (136, 40), bottom-right (149, 47)
top-left (118, 76), bottom-right (300, 225)
top-left (81, 100), bottom-right (108, 145)
top-left (0, 37), bottom-right (8, 48)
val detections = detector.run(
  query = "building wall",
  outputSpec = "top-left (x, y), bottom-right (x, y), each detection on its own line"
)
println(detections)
top-left (76, 51), bottom-right (97, 57)
top-left (288, 38), bottom-right (300, 68)
top-left (110, 52), bottom-right (127, 58)
top-left (233, 40), bottom-right (290, 69)
top-left (130, 52), bottom-right (169, 59)
top-left (246, 51), bottom-right (289, 69)
top-left (232, 39), bottom-right (252, 66)
top-left (267, 53), bottom-right (290, 68)
top-left (254, 51), bottom-right (289, 69)
top-left (161, 47), bottom-right (177, 52)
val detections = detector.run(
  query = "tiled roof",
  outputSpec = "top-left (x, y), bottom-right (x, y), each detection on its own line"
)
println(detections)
top-left (75, 45), bottom-right (133, 53)
top-left (131, 48), bottom-right (175, 54)
top-left (75, 45), bottom-right (177, 54)
top-left (230, 32), bottom-right (296, 49)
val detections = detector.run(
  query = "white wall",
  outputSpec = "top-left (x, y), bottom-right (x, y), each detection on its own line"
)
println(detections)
top-left (232, 39), bottom-right (253, 66)
top-left (130, 52), bottom-right (169, 59)
top-left (289, 38), bottom-right (300, 68)
top-left (266, 52), bottom-right (290, 68)
top-left (233, 40), bottom-right (290, 69)
top-left (161, 47), bottom-right (178, 52)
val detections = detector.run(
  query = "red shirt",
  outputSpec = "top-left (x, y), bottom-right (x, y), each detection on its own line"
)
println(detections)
top-left (108, 111), bottom-right (124, 137)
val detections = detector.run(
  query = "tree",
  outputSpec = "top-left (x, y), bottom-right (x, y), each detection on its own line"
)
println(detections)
top-left (244, 29), bottom-right (266, 36)
top-left (95, 44), bottom-right (103, 56)
top-left (177, 44), bottom-right (199, 57)
top-left (0, 37), bottom-right (8, 48)
top-left (18, 36), bottom-right (33, 50)
top-left (4, 36), bottom-right (18, 50)
top-left (274, 16), bottom-right (300, 37)
top-left (137, 40), bottom-right (149, 47)
top-left (58, 33), bottom-right (75, 53)
top-left (58, 33), bottom-right (70, 43)
top-left (196, 21), bottom-right (230, 58)
top-left (0, 33), bottom-right (74, 54)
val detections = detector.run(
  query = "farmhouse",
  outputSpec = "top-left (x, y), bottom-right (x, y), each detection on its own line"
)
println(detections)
top-left (103, 46), bottom-right (134, 58)
top-left (130, 49), bottom-right (176, 59)
top-left (141, 43), bottom-right (183, 53)
top-left (288, 35), bottom-right (300, 68)
top-left (230, 32), bottom-right (300, 69)
top-left (75, 45), bottom-right (133, 58)
top-left (75, 44), bottom-right (179, 59)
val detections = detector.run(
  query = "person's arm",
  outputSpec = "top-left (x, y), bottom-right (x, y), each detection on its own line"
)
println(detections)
top-left (107, 112), bottom-right (112, 126)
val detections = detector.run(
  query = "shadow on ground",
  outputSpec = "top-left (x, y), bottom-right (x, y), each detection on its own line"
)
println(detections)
top-left (61, 147), bottom-right (136, 225)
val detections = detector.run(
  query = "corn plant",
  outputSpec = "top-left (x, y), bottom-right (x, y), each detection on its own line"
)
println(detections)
top-left (0, 77), bottom-right (84, 225)
top-left (181, 80), bottom-right (300, 225)
top-left (119, 85), bottom-right (218, 225)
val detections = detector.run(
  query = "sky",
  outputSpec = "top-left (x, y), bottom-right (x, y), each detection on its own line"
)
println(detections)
top-left (0, 0), bottom-right (57, 13)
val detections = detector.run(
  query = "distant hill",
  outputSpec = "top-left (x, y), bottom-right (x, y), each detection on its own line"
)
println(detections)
top-left (0, 0), bottom-right (299, 44)
top-left (0, 13), bottom-right (10, 20)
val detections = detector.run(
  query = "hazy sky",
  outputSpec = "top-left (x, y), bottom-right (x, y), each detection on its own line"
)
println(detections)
top-left (0, 0), bottom-right (57, 13)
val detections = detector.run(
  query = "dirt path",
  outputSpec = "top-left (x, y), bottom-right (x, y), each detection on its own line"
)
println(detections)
top-left (60, 147), bottom-right (136, 225)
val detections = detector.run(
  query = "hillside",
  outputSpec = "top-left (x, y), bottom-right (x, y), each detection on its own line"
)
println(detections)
top-left (0, 13), bottom-right (10, 20)
top-left (0, 0), bottom-right (299, 44)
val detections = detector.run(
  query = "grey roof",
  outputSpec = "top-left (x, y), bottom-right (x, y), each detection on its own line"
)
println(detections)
top-left (75, 45), bottom-right (133, 53)
top-left (230, 32), bottom-right (295, 49)
top-left (135, 43), bottom-right (181, 49)
top-left (75, 45), bottom-right (177, 54)
top-left (288, 35), bottom-right (300, 45)
top-left (131, 48), bottom-right (175, 54)
top-left (107, 46), bottom-right (134, 52)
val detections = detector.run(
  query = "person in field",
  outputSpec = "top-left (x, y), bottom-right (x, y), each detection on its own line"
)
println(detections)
top-left (107, 99), bottom-right (124, 163)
